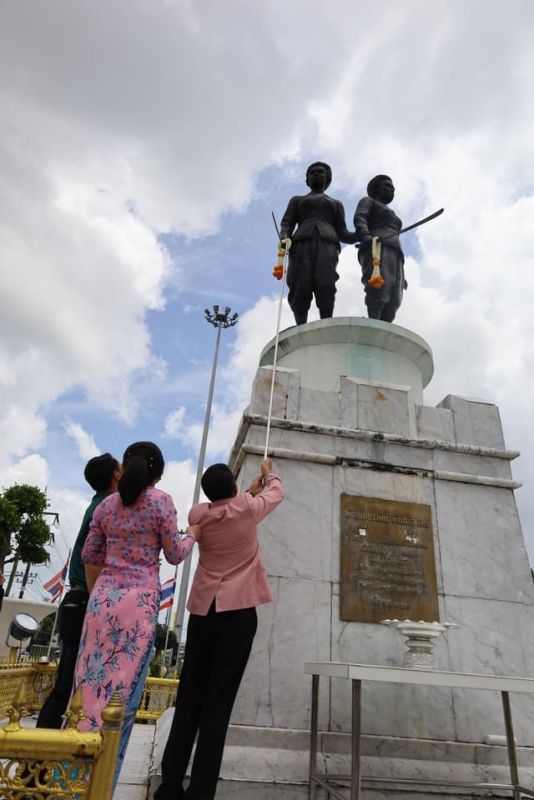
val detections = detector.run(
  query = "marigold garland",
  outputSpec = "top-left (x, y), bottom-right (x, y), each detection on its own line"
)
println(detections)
top-left (367, 236), bottom-right (385, 289)
top-left (272, 245), bottom-right (285, 280)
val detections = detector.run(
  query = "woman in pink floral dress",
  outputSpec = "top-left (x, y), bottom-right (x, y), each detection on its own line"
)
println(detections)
top-left (71, 441), bottom-right (199, 784)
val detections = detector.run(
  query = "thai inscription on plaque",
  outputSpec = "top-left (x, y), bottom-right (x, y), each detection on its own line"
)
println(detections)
top-left (340, 495), bottom-right (439, 623)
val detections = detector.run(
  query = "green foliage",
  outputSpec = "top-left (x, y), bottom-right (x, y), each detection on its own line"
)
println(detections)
top-left (154, 622), bottom-right (177, 653)
top-left (32, 612), bottom-right (57, 646)
top-left (149, 661), bottom-right (162, 677)
top-left (0, 484), bottom-right (53, 571)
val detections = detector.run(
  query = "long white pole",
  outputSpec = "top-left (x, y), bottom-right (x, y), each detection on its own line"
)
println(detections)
top-left (264, 246), bottom-right (288, 458)
top-left (174, 323), bottom-right (222, 643)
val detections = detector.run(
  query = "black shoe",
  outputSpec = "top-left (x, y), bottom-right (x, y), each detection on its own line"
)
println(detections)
top-left (154, 782), bottom-right (186, 800)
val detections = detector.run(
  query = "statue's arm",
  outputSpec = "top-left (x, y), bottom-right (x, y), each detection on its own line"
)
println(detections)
top-left (335, 200), bottom-right (358, 244)
top-left (280, 196), bottom-right (299, 239)
top-left (354, 196), bottom-right (374, 242)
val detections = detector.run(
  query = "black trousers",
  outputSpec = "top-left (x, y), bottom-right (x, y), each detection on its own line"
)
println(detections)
top-left (359, 243), bottom-right (405, 323)
top-left (156, 602), bottom-right (258, 800)
top-left (287, 231), bottom-right (340, 323)
top-left (36, 588), bottom-right (88, 729)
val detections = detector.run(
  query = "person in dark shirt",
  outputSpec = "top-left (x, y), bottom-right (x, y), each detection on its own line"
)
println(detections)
top-left (280, 162), bottom-right (357, 325)
top-left (0, 572), bottom-right (4, 613)
top-left (354, 174), bottom-right (406, 322)
top-left (36, 453), bottom-right (121, 728)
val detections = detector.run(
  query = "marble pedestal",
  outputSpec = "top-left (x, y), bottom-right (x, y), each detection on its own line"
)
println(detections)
top-left (151, 317), bottom-right (534, 798)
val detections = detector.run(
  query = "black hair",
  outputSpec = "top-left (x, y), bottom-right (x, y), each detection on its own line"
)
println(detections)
top-left (306, 161), bottom-right (332, 189)
top-left (367, 174), bottom-right (392, 199)
top-left (84, 453), bottom-right (119, 492)
top-left (118, 441), bottom-right (164, 507)
top-left (201, 463), bottom-right (236, 502)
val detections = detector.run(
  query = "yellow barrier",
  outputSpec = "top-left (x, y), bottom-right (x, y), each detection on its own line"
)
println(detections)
top-left (0, 660), bottom-right (178, 723)
top-left (136, 676), bottom-right (179, 721)
top-left (0, 683), bottom-right (124, 800)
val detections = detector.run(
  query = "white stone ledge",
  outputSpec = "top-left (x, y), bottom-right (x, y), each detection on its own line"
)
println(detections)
top-left (240, 444), bottom-right (522, 490)
top-left (243, 414), bottom-right (519, 460)
top-left (434, 470), bottom-right (522, 490)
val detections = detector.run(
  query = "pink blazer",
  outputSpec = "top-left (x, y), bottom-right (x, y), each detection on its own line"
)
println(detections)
top-left (186, 475), bottom-right (284, 615)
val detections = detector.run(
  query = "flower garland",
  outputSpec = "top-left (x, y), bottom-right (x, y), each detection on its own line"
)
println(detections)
top-left (367, 235), bottom-right (385, 289)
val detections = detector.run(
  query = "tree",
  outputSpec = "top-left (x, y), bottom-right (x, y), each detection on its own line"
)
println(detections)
top-left (0, 484), bottom-right (53, 575)
top-left (154, 622), bottom-right (177, 654)
top-left (32, 612), bottom-right (57, 647)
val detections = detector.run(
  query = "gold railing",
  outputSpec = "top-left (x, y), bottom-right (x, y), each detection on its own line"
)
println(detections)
top-left (0, 683), bottom-right (124, 800)
top-left (0, 660), bottom-right (178, 723)
top-left (136, 676), bottom-right (179, 721)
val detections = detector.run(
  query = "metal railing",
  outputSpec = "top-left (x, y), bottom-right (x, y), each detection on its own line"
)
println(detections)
top-left (0, 683), bottom-right (124, 800)
top-left (0, 660), bottom-right (178, 723)
top-left (136, 676), bottom-right (179, 721)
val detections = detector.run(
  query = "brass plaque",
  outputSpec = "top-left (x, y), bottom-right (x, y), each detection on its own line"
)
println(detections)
top-left (340, 495), bottom-right (439, 623)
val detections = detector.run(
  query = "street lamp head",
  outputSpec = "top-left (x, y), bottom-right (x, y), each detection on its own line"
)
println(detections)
top-left (203, 305), bottom-right (239, 328)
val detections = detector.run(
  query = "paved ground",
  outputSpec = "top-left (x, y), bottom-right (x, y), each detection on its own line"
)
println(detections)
top-left (115, 724), bottom-right (155, 800)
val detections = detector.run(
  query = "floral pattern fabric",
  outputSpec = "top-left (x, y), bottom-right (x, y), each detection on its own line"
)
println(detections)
top-left (70, 487), bottom-right (194, 784)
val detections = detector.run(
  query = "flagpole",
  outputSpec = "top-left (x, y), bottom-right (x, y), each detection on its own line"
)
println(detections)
top-left (45, 550), bottom-right (70, 661)
top-left (161, 572), bottom-right (177, 665)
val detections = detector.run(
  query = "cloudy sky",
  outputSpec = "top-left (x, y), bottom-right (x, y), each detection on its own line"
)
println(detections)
top-left (1, 0), bottom-right (534, 607)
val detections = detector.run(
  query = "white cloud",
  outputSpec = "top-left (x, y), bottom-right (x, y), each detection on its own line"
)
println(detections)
top-left (63, 419), bottom-right (99, 462)
top-left (1, 0), bottom-right (534, 560)
top-left (158, 458), bottom-right (199, 525)
top-left (164, 407), bottom-right (187, 438)
top-left (0, 454), bottom-right (50, 492)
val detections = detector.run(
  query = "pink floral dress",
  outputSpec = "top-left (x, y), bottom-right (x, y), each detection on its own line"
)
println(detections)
top-left (72, 487), bottom-right (194, 782)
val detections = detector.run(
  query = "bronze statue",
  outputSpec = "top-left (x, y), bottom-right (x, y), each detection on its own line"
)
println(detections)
top-left (280, 162), bottom-right (357, 325)
top-left (354, 175), bottom-right (406, 323)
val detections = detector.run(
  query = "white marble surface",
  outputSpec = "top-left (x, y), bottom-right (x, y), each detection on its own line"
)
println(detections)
top-left (341, 376), bottom-right (416, 437)
top-left (298, 387), bottom-right (340, 427)
top-left (416, 404), bottom-right (455, 443)
top-left (443, 594), bottom-right (534, 745)
top-left (432, 448), bottom-right (513, 480)
top-left (259, 318), bottom-right (434, 399)
top-left (438, 395), bottom-right (506, 449)
top-left (259, 460), bottom-right (335, 582)
top-left (231, 576), bottom-right (331, 730)
top-left (434, 480), bottom-right (534, 604)
top-left (249, 365), bottom-right (300, 420)
top-left (215, 320), bottom-right (534, 794)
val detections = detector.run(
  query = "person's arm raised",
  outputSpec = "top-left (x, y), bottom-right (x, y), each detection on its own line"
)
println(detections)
top-left (247, 458), bottom-right (284, 522)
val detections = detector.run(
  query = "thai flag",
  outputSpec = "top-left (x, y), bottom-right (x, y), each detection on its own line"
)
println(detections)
top-left (160, 576), bottom-right (176, 611)
top-left (43, 561), bottom-right (68, 602)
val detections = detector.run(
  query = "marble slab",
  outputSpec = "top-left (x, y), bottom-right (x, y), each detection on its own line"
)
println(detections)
top-left (438, 395), bottom-right (505, 449)
top-left (298, 387), bottom-right (341, 427)
top-left (432, 449), bottom-right (513, 480)
top-left (249, 366), bottom-right (300, 420)
top-left (443, 594), bottom-right (534, 745)
top-left (259, 459), bottom-right (335, 582)
top-left (416, 404), bottom-right (455, 443)
top-left (434, 481), bottom-right (534, 604)
top-left (231, 576), bottom-right (332, 731)
top-left (340, 376), bottom-right (416, 437)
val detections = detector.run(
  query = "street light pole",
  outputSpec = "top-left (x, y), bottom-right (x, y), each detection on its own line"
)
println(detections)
top-left (173, 305), bottom-right (238, 647)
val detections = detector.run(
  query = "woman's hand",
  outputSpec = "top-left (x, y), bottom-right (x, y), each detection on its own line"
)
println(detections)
top-left (247, 476), bottom-right (264, 496)
top-left (260, 458), bottom-right (272, 476)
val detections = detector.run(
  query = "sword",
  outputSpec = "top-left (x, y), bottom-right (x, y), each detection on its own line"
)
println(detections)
top-left (357, 207), bottom-right (444, 247)
top-left (399, 207), bottom-right (444, 234)
top-left (271, 210), bottom-right (282, 242)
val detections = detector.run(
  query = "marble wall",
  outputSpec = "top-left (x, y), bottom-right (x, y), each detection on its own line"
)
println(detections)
top-left (230, 354), bottom-right (534, 747)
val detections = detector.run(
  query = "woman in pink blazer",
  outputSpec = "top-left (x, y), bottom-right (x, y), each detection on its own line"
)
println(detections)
top-left (155, 457), bottom-right (284, 800)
